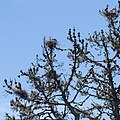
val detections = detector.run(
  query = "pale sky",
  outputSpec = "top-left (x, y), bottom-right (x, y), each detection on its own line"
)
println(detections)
top-left (0, 0), bottom-right (118, 119)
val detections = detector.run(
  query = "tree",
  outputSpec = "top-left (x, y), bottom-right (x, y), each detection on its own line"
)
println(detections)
top-left (4, 1), bottom-right (120, 120)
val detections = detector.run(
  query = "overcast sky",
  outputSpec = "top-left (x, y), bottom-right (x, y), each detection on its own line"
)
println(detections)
top-left (0, 0), bottom-right (118, 119)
